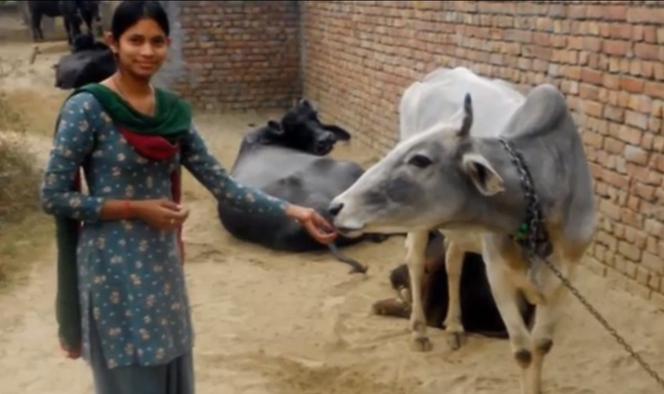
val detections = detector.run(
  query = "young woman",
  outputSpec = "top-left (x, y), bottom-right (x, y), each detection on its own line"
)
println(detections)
top-left (40, 1), bottom-right (336, 393)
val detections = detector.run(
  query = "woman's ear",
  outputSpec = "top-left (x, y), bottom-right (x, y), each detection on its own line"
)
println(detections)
top-left (104, 32), bottom-right (118, 55)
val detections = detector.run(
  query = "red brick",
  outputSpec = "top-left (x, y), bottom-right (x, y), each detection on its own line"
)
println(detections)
top-left (621, 77), bottom-right (645, 94)
top-left (602, 5), bottom-right (627, 21)
top-left (645, 219), bottom-right (664, 240)
top-left (568, 5), bottom-right (587, 19)
top-left (627, 7), bottom-right (664, 24)
top-left (583, 100), bottom-right (603, 117)
top-left (643, 252), bottom-right (663, 274)
top-left (625, 110), bottom-right (649, 130)
top-left (655, 154), bottom-right (664, 172)
top-left (602, 169), bottom-right (630, 189)
top-left (603, 40), bottom-right (630, 56)
top-left (618, 240), bottom-right (641, 261)
top-left (604, 106), bottom-right (624, 122)
top-left (583, 130), bottom-right (604, 148)
top-left (650, 117), bottom-right (663, 134)
top-left (581, 68), bottom-right (602, 85)
top-left (634, 43), bottom-right (660, 61)
top-left (609, 23), bottom-right (632, 40)
top-left (642, 61), bottom-right (656, 79)
top-left (644, 26), bottom-right (658, 43)
top-left (654, 136), bottom-right (664, 152)
top-left (564, 66), bottom-right (581, 81)
top-left (633, 183), bottom-right (656, 201)
top-left (600, 200), bottom-right (622, 221)
top-left (603, 74), bottom-right (620, 89)
top-left (653, 63), bottom-right (664, 81)
top-left (627, 94), bottom-right (653, 114)
top-left (582, 36), bottom-right (602, 52)
top-left (645, 82), bottom-right (664, 100)
top-left (605, 137), bottom-right (625, 154)
top-left (567, 36), bottom-right (583, 50)
top-left (617, 126), bottom-right (643, 145)
top-left (624, 145), bottom-right (649, 165)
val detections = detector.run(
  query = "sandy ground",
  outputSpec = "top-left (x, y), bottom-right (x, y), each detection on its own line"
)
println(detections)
top-left (1, 10), bottom-right (664, 394)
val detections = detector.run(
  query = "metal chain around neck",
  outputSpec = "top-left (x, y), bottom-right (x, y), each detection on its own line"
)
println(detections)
top-left (498, 138), bottom-right (553, 262)
top-left (498, 138), bottom-right (664, 390)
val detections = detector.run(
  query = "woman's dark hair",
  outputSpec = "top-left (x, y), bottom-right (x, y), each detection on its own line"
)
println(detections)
top-left (112, 0), bottom-right (170, 39)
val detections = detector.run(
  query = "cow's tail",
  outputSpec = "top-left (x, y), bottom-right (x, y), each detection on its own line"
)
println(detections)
top-left (327, 243), bottom-right (367, 274)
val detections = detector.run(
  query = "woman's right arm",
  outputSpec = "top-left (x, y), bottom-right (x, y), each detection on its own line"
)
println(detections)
top-left (41, 94), bottom-right (106, 222)
top-left (41, 94), bottom-right (188, 230)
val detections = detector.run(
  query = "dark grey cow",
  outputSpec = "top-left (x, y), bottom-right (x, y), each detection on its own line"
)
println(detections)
top-left (54, 35), bottom-right (115, 89)
top-left (218, 100), bottom-right (369, 273)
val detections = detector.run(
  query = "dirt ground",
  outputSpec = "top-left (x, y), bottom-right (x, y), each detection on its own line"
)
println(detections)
top-left (1, 9), bottom-right (664, 394)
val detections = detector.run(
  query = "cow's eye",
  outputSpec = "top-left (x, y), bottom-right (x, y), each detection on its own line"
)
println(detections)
top-left (408, 154), bottom-right (432, 168)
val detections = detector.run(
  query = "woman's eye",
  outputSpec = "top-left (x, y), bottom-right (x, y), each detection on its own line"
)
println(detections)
top-left (407, 154), bottom-right (432, 168)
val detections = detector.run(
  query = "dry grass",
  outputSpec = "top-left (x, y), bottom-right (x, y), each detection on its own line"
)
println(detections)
top-left (0, 93), bottom-right (45, 284)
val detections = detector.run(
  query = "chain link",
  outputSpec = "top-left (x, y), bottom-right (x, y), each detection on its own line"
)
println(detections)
top-left (498, 138), bottom-right (664, 390)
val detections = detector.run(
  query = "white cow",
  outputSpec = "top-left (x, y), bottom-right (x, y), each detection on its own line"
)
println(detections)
top-left (330, 67), bottom-right (596, 394)
top-left (399, 67), bottom-right (526, 350)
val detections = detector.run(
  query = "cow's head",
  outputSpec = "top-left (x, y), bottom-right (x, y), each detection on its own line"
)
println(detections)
top-left (329, 94), bottom-right (509, 236)
top-left (263, 99), bottom-right (351, 155)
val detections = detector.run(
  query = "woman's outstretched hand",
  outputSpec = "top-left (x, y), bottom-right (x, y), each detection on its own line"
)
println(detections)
top-left (285, 204), bottom-right (338, 245)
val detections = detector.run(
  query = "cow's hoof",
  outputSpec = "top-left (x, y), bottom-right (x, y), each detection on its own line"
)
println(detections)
top-left (514, 349), bottom-right (532, 368)
top-left (372, 298), bottom-right (410, 318)
top-left (411, 336), bottom-right (433, 352)
top-left (446, 331), bottom-right (466, 350)
top-left (349, 264), bottom-right (368, 274)
top-left (368, 234), bottom-right (389, 243)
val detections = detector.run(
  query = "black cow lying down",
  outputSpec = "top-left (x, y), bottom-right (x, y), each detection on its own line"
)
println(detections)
top-left (218, 100), bottom-right (371, 273)
top-left (54, 34), bottom-right (116, 89)
top-left (373, 231), bottom-right (534, 338)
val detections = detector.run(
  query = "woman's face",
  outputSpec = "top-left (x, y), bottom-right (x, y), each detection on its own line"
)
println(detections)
top-left (109, 18), bottom-right (170, 80)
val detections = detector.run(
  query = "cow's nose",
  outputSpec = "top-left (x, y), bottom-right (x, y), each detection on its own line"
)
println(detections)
top-left (328, 202), bottom-right (344, 217)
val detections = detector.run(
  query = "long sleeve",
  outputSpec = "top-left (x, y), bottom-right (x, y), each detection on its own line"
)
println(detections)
top-left (180, 125), bottom-right (288, 218)
top-left (41, 93), bottom-right (105, 222)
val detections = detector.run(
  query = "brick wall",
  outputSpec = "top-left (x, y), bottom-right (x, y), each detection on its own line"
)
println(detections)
top-left (300, 1), bottom-right (664, 302)
top-left (169, 1), bottom-right (300, 110)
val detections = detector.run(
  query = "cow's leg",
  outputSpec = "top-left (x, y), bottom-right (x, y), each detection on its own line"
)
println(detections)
top-left (405, 230), bottom-right (432, 351)
top-left (483, 241), bottom-right (532, 394)
top-left (32, 13), bottom-right (43, 41)
top-left (443, 241), bottom-right (465, 350)
top-left (527, 259), bottom-right (573, 394)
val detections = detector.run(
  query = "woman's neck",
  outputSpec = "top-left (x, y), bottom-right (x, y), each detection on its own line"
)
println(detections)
top-left (113, 70), bottom-right (152, 98)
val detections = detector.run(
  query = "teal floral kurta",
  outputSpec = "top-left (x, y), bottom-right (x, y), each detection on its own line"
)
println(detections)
top-left (41, 92), bottom-right (287, 368)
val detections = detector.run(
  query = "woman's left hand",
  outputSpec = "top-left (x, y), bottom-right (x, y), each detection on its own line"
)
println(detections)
top-left (285, 204), bottom-right (338, 245)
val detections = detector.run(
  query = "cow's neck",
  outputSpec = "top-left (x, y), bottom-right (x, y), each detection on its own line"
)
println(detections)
top-left (463, 138), bottom-right (535, 237)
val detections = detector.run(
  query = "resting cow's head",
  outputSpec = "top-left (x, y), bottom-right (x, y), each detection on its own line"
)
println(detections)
top-left (263, 99), bottom-right (351, 155)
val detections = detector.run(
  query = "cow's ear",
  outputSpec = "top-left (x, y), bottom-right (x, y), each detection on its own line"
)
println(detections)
top-left (325, 125), bottom-right (351, 141)
top-left (267, 120), bottom-right (284, 136)
top-left (299, 99), bottom-right (314, 111)
top-left (454, 93), bottom-right (473, 138)
top-left (461, 153), bottom-right (504, 196)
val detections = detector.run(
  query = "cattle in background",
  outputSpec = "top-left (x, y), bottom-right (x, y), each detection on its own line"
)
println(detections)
top-left (373, 231), bottom-right (534, 338)
top-left (28, 1), bottom-right (100, 45)
top-left (218, 100), bottom-right (371, 273)
top-left (54, 34), bottom-right (115, 89)
top-left (330, 67), bottom-right (595, 394)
